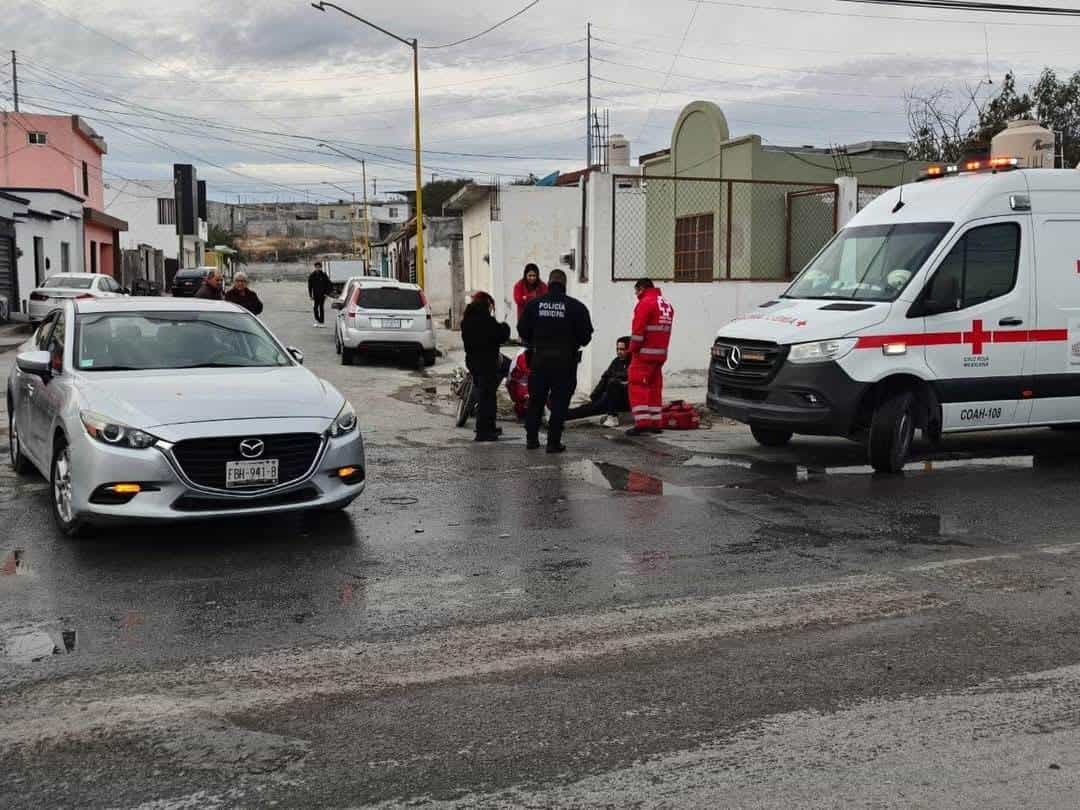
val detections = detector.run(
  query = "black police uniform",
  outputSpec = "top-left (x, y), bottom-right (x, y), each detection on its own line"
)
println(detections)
top-left (517, 282), bottom-right (594, 449)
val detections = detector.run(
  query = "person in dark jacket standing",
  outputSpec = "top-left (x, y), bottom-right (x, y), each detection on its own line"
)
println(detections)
top-left (566, 336), bottom-right (631, 427)
top-left (224, 271), bottom-right (263, 315)
top-left (193, 269), bottom-right (223, 301)
top-left (517, 268), bottom-right (593, 453)
top-left (462, 291), bottom-right (511, 442)
top-left (308, 261), bottom-right (332, 327)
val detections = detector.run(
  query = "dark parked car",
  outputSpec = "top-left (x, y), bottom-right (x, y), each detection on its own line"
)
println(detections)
top-left (171, 267), bottom-right (213, 297)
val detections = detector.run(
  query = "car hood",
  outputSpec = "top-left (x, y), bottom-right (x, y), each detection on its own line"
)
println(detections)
top-left (75, 366), bottom-right (342, 429)
top-left (716, 298), bottom-right (892, 344)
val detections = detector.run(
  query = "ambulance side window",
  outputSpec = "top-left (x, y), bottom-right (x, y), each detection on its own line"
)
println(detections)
top-left (922, 223), bottom-right (1020, 313)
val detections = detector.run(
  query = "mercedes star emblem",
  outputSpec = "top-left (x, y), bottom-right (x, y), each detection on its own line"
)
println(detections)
top-left (725, 345), bottom-right (742, 371)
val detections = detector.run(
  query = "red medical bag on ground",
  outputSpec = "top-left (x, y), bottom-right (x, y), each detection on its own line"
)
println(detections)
top-left (661, 400), bottom-right (700, 430)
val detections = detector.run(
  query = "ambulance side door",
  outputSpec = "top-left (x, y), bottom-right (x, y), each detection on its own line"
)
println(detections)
top-left (1029, 216), bottom-right (1080, 424)
top-left (913, 217), bottom-right (1032, 431)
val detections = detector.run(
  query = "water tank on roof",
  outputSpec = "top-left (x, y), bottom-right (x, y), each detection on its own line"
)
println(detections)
top-left (608, 134), bottom-right (631, 169)
top-left (991, 119), bottom-right (1056, 169)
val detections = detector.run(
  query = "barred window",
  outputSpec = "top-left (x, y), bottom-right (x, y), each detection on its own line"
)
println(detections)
top-left (674, 213), bottom-right (713, 282)
top-left (157, 198), bottom-right (176, 226)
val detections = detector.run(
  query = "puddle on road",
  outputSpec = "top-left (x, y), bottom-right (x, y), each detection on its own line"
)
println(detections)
top-left (0, 624), bottom-right (77, 664)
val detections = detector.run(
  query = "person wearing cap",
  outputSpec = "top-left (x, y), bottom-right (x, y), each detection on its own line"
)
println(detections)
top-left (517, 268), bottom-right (593, 453)
top-left (308, 260), bottom-right (332, 327)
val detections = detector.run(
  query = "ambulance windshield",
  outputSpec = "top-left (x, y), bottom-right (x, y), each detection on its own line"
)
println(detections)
top-left (785, 222), bottom-right (952, 302)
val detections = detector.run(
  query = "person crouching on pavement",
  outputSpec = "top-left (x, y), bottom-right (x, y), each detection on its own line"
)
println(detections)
top-left (517, 268), bottom-right (594, 454)
top-left (627, 278), bottom-right (674, 436)
top-left (506, 347), bottom-right (531, 421)
top-left (224, 271), bottom-right (264, 315)
top-left (462, 291), bottom-right (511, 443)
top-left (566, 336), bottom-right (631, 428)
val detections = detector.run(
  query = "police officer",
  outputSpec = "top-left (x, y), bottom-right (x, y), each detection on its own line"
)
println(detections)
top-left (517, 268), bottom-right (594, 453)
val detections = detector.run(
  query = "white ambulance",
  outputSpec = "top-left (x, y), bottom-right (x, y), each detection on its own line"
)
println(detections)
top-left (708, 162), bottom-right (1080, 472)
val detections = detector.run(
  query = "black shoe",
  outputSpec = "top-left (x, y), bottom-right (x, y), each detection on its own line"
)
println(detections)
top-left (474, 432), bottom-right (500, 443)
top-left (526, 437), bottom-right (541, 450)
top-left (546, 444), bottom-right (567, 454)
top-left (625, 427), bottom-right (648, 437)
top-left (494, 427), bottom-right (504, 436)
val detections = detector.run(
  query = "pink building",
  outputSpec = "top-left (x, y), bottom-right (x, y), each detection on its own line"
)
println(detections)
top-left (0, 113), bottom-right (126, 276)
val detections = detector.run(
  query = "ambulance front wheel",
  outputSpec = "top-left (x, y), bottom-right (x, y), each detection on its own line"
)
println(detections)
top-left (750, 425), bottom-right (793, 447)
top-left (868, 390), bottom-right (915, 474)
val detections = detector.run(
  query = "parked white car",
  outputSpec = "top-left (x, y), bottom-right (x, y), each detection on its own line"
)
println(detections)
top-left (333, 278), bottom-right (437, 367)
top-left (7, 297), bottom-right (366, 536)
top-left (28, 273), bottom-right (127, 322)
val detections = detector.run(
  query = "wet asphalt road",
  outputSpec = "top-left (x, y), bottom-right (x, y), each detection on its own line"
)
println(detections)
top-left (5, 283), bottom-right (1080, 807)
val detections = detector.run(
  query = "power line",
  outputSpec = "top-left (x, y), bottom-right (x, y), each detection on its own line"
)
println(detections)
top-left (840, 0), bottom-right (1080, 14)
top-left (422, 0), bottom-right (542, 49)
top-left (693, 0), bottom-right (1080, 27)
top-left (635, 1), bottom-right (702, 141)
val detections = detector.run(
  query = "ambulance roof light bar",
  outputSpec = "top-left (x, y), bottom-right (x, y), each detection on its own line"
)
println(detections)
top-left (918, 157), bottom-right (1020, 181)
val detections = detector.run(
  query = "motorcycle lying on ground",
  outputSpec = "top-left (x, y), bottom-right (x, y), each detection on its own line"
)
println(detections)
top-left (452, 354), bottom-right (514, 428)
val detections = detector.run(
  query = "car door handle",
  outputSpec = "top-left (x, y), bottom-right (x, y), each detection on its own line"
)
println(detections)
top-left (998, 317), bottom-right (1024, 327)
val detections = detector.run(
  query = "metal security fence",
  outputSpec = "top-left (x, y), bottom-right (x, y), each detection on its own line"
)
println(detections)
top-left (611, 175), bottom-right (838, 283)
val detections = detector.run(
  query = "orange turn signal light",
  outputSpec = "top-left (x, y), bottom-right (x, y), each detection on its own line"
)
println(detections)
top-left (107, 483), bottom-right (142, 495)
top-left (337, 467), bottom-right (359, 478)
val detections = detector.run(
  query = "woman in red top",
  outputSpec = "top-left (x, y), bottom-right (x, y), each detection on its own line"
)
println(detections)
top-left (513, 263), bottom-right (548, 322)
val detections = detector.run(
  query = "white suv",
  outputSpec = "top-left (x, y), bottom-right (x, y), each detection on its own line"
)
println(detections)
top-left (333, 278), bottom-right (437, 368)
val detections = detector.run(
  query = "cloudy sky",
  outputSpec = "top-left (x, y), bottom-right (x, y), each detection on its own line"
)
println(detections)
top-left (3, 0), bottom-right (1076, 203)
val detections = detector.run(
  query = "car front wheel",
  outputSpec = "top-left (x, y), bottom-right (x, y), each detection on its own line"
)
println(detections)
top-left (9, 409), bottom-right (32, 475)
top-left (51, 440), bottom-right (87, 537)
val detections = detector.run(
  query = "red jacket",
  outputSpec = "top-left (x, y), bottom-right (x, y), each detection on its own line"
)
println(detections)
top-left (629, 288), bottom-right (674, 364)
top-left (513, 279), bottom-right (548, 320)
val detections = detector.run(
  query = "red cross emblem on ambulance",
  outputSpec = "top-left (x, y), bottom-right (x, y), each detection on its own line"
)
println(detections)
top-left (962, 319), bottom-right (991, 354)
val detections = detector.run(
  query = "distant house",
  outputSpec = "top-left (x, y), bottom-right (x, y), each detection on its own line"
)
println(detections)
top-left (0, 113), bottom-right (127, 281)
top-left (385, 215), bottom-right (462, 326)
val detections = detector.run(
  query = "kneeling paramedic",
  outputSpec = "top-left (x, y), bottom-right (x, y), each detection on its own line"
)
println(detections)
top-left (518, 268), bottom-right (594, 453)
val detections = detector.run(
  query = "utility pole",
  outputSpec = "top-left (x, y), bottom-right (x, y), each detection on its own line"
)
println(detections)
top-left (11, 51), bottom-right (19, 111)
top-left (585, 24), bottom-right (591, 169)
top-left (360, 159), bottom-right (371, 274)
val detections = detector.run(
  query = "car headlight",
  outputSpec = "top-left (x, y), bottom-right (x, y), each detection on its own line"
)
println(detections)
top-left (328, 400), bottom-right (357, 437)
top-left (80, 411), bottom-right (158, 449)
top-left (787, 338), bottom-right (857, 364)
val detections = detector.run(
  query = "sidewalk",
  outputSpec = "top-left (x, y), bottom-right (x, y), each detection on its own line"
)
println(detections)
top-left (0, 321), bottom-right (32, 353)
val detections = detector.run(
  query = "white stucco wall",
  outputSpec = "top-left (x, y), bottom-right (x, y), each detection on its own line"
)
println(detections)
top-left (421, 241), bottom-right (453, 322)
top-left (11, 191), bottom-right (84, 315)
top-left (492, 186), bottom-right (581, 329)
top-left (106, 180), bottom-right (180, 259)
top-left (462, 201), bottom-right (492, 297)
top-left (580, 173), bottom-right (786, 393)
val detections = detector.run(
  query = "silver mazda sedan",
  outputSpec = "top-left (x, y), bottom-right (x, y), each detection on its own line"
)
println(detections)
top-left (6, 298), bottom-right (365, 536)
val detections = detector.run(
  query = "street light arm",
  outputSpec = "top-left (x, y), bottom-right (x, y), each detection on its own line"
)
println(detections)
top-left (310, 2), bottom-right (415, 47)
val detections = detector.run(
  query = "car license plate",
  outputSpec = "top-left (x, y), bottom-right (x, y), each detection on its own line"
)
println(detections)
top-left (375, 318), bottom-right (402, 329)
top-left (225, 459), bottom-right (279, 488)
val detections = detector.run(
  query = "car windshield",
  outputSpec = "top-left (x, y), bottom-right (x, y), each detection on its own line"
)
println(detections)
top-left (75, 311), bottom-right (292, 371)
top-left (785, 222), bottom-right (953, 302)
top-left (357, 287), bottom-right (423, 310)
top-left (43, 276), bottom-right (93, 289)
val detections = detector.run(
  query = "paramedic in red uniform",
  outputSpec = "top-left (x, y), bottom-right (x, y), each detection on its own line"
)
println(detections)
top-left (626, 278), bottom-right (674, 436)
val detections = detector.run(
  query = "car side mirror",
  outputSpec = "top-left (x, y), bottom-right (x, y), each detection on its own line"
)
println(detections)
top-left (16, 350), bottom-right (52, 380)
top-left (287, 347), bottom-right (304, 365)
top-left (331, 301), bottom-right (344, 310)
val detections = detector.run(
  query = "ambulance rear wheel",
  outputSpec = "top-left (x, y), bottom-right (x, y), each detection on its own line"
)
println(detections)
top-left (869, 390), bottom-right (915, 474)
top-left (750, 425), bottom-right (793, 447)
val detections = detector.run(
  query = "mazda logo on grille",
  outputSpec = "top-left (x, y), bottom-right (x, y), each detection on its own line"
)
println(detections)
top-left (725, 345), bottom-right (742, 371)
top-left (239, 439), bottom-right (265, 459)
